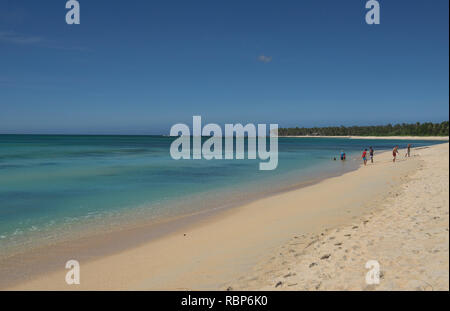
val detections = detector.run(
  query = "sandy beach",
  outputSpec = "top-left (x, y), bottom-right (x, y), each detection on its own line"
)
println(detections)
top-left (3, 143), bottom-right (449, 291)
top-left (228, 143), bottom-right (449, 291)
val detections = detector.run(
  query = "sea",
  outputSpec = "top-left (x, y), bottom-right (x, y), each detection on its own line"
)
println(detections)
top-left (0, 135), bottom-right (444, 257)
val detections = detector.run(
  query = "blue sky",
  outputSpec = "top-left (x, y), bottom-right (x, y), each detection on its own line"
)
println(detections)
top-left (0, 0), bottom-right (448, 134)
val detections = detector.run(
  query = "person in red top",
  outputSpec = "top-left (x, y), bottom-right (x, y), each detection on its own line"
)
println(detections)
top-left (362, 149), bottom-right (368, 166)
top-left (393, 145), bottom-right (399, 162)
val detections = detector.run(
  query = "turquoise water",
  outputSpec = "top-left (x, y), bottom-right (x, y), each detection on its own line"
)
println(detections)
top-left (0, 135), bottom-right (443, 255)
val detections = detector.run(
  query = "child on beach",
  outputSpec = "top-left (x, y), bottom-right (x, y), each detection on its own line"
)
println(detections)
top-left (393, 145), bottom-right (399, 162)
top-left (369, 146), bottom-right (374, 163)
top-left (362, 149), bottom-right (368, 166)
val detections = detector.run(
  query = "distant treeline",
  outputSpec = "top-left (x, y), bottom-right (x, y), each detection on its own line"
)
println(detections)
top-left (278, 121), bottom-right (449, 137)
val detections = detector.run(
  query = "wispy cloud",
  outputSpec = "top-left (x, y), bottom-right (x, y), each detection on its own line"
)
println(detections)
top-left (258, 55), bottom-right (272, 63)
top-left (0, 31), bottom-right (43, 44)
top-left (0, 31), bottom-right (90, 51)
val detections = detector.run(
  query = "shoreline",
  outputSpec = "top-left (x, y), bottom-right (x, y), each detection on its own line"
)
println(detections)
top-left (0, 159), bottom-right (361, 289)
top-left (281, 136), bottom-right (449, 141)
top-left (4, 144), bottom-right (446, 290)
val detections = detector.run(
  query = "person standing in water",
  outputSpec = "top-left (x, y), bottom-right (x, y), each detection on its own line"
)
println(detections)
top-left (369, 146), bottom-right (374, 163)
top-left (393, 145), bottom-right (399, 162)
top-left (362, 149), bottom-right (368, 166)
top-left (340, 150), bottom-right (346, 161)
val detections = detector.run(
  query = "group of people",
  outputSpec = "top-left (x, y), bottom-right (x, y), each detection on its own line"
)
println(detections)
top-left (361, 146), bottom-right (375, 166)
top-left (335, 144), bottom-right (413, 165)
top-left (362, 143), bottom-right (412, 165)
top-left (392, 143), bottom-right (412, 162)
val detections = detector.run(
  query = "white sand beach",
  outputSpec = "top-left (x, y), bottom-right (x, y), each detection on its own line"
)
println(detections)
top-left (228, 143), bottom-right (449, 290)
top-left (4, 143), bottom-right (449, 291)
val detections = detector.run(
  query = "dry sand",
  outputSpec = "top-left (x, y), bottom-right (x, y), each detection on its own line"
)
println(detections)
top-left (228, 143), bottom-right (449, 291)
top-left (4, 143), bottom-right (449, 291)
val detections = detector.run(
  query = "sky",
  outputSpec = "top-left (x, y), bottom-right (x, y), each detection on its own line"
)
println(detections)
top-left (0, 0), bottom-right (448, 134)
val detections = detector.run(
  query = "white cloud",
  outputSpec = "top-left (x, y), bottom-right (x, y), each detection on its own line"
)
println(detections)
top-left (0, 31), bottom-right (42, 44)
top-left (0, 31), bottom-right (89, 51)
top-left (258, 55), bottom-right (272, 63)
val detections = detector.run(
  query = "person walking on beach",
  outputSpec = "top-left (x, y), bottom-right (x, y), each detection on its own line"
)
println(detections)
top-left (393, 145), bottom-right (399, 162)
top-left (362, 149), bottom-right (368, 166)
top-left (406, 143), bottom-right (412, 158)
top-left (369, 146), bottom-right (374, 163)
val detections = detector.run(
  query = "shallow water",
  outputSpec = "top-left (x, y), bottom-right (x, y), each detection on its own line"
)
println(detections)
top-left (0, 135), bottom-right (443, 256)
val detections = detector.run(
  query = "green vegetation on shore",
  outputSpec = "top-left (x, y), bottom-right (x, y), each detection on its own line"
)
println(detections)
top-left (278, 121), bottom-right (449, 137)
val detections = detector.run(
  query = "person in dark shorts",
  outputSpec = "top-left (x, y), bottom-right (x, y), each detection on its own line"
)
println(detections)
top-left (406, 144), bottom-right (412, 157)
top-left (369, 146), bottom-right (374, 163)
